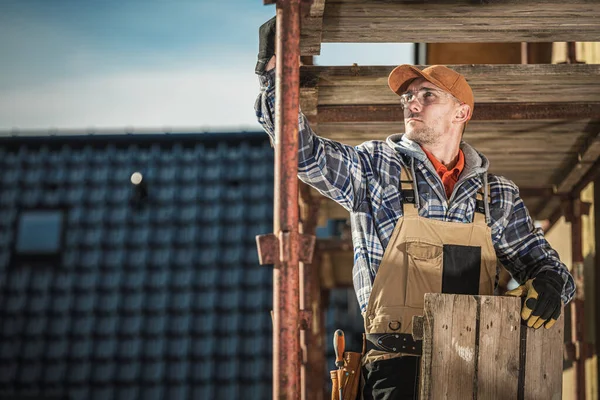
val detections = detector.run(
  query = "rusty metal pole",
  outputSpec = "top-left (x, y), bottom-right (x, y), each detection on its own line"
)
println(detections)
top-left (568, 199), bottom-right (587, 400)
top-left (273, 1), bottom-right (302, 398)
top-left (595, 178), bottom-right (600, 397)
top-left (255, 3), bottom-right (315, 399)
top-left (299, 183), bottom-right (324, 400)
top-left (566, 42), bottom-right (584, 64)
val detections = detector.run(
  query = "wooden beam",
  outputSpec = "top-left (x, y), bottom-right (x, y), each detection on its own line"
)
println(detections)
top-left (301, 64), bottom-right (600, 106)
top-left (556, 133), bottom-right (600, 194)
top-left (322, 0), bottom-right (600, 43)
top-left (541, 205), bottom-right (565, 234)
top-left (266, 0), bottom-right (325, 54)
top-left (315, 120), bottom-right (595, 144)
top-left (568, 198), bottom-right (587, 399)
top-left (519, 187), bottom-right (555, 198)
top-left (316, 103), bottom-right (600, 122)
top-left (533, 195), bottom-right (564, 224)
top-left (300, 0), bottom-right (325, 55)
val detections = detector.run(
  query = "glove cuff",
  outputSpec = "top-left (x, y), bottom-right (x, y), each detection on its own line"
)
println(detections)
top-left (256, 58), bottom-right (270, 75)
top-left (535, 270), bottom-right (565, 294)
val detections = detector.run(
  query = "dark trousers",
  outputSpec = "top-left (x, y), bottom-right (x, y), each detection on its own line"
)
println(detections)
top-left (361, 356), bottom-right (421, 400)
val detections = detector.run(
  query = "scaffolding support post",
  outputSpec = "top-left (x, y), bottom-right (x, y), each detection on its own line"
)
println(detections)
top-left (257, 1), bottom-right (314, 398)
top-left (299, 183), bottom-right (324, 400)
top-left (564, 198), bottom-right (588, 400)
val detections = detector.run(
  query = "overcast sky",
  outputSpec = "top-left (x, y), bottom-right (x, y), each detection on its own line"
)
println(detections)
top-left (0, 1), bottom-right (413, 134)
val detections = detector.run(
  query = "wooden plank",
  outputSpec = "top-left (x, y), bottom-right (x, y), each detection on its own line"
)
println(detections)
top-left (523, 198), bottom-right (548, 220)
top-left (322, 1), bottom-right (600, 43)
top-left (556, 133), bottom-right (600, 194)
top-left (300, 86), bottom-right (319, 121)
top-left (314, 119), bottom-right (595, 144)
top-left (313, 120), bottom-right (595, 154)
top-left (421, 293), bottom-right (478, 399)
top-left (317, 103), bottom-right (600, 121)
top-left (523, 312), bottom-right (565, 400)
top-left (533, 195), bottom-right (563, 222)
top-left (300, 0), bottom-right (325, 55)
top-left (420, 295), bottom-right (566, 399)
top-left (318, 86), bottom-right (600, 105)
top-left (477, 296), bottom-right (521, 399)
top-left (304, 64), bottom-right (600, 85)
top-left (301, 64), bottom-right (600, 105)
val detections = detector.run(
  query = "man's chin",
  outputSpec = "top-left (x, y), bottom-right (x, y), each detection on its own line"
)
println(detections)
top-left (404, 131), bottom-right (420, 143)
top-left (404, 129), bottom-right (432, 145)
top-left (404, 129), bottom-right (419, 138)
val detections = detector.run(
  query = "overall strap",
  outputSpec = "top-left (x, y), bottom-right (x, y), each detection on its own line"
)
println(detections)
top-left (474, 183), bottom-right (492, 225)
top-left (400, 167), bottom-right (418, 215)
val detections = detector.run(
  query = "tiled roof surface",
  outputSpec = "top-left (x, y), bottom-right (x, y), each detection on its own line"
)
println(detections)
top-left (0, 133), bottom-right (363, 400)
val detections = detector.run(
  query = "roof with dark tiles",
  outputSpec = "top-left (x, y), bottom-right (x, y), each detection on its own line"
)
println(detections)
top-left (0, 132), bottom-right (363, 400)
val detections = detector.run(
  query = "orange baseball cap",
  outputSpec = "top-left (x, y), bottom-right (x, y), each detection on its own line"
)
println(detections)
top-left (388, 64), bottom-right (474, 120)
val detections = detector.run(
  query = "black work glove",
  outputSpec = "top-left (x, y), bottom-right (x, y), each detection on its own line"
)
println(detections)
top-left (255, 16), bottom-right (276, 75)
top-left (506, 270), bottom-right (564, 329)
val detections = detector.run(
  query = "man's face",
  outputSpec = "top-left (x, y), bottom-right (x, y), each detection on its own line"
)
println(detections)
top-left (402, 77), bottom-right (460, 145)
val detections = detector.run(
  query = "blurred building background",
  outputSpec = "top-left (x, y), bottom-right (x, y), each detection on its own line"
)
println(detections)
top-left (0, 132), bottom-right (364, 399)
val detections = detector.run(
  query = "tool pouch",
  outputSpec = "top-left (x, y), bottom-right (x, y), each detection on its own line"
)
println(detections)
top-left (330, 351), bottom-right (362, 400)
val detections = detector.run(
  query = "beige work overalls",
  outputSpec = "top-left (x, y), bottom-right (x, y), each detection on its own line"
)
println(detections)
top-left (363, 168), bottom-right (497, 364)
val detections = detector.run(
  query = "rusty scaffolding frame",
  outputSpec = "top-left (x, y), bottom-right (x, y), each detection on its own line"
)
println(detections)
top-left (255, 1), bottom-right (316, 399)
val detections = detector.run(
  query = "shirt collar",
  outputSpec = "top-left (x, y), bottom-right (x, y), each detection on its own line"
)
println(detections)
top-left (420, 145), bottom-right (465, 178)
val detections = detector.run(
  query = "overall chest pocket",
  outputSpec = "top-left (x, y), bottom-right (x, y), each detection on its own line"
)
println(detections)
top-left (405, 240), bottom-right (443, 309)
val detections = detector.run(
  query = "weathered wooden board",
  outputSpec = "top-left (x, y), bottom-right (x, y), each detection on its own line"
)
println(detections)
top-left (477, 296), bottom-right (521, 399)
top-left (523, 313), bottom-right (565, 400)
top-left (300, 0), bottom-right (325, 55)
top-left (556, 134), bottom-right (600, 194)
top-left (322, 0), bottom-right (600, 43)
top-left (421, 294), bottom-right (478, 399)
top-left (300, 87), bottom-right (319, 121)
top-left (419, 294), bottom-right (565, 399)
top-left (301, 64), bottom-right (600, 105)
top-left (531, 196), bottom-right (563, 222)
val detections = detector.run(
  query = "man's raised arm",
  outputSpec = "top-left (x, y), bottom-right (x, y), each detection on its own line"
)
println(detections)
top-left (254, 17), bottom-right (372, 212)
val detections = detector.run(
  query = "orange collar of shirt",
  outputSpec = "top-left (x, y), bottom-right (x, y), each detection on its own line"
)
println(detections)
top-left (420, 146), bottom-right (465, 197)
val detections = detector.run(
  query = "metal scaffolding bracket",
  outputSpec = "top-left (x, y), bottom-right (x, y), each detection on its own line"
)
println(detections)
top-left (256, 232), bottom-right (316, 265)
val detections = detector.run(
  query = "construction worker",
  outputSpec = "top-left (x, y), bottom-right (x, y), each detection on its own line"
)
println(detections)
top-left (255, 17), bottom-right (575, 400)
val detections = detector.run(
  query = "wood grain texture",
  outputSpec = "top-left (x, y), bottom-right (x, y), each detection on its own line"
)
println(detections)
top-left (322, 1), bottom-right (600, 42)
top-left (477, 296), bottom-right (521, 399)
top-left (421, 294), bottom-right (478, 400)
top-left (523, 312), bottom-right (565, 400)
top-left (420, 295), bottom-right (566, 398)
top-left (300, 0), bottom-right (325, 55)
top-left (556, 134), bottom-right (600, 193)
top-left (300, 64), bottom-right (600, 105)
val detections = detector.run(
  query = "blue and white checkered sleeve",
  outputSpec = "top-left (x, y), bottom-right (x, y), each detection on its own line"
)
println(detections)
top-left (255, 70), bottom-right (368, 211)
top-left (493, 182), bottom-right (576, 305)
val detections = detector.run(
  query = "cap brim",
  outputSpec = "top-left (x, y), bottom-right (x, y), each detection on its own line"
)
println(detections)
top-left (388, 65), bottom-right (451, 96)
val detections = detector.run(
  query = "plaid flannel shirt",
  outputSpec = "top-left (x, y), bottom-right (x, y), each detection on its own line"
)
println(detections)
top-left (255, 70), bottom-right (575, 313)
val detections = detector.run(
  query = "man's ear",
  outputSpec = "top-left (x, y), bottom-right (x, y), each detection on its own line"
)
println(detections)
top-left (454, 104), bottom-right (471, 124)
